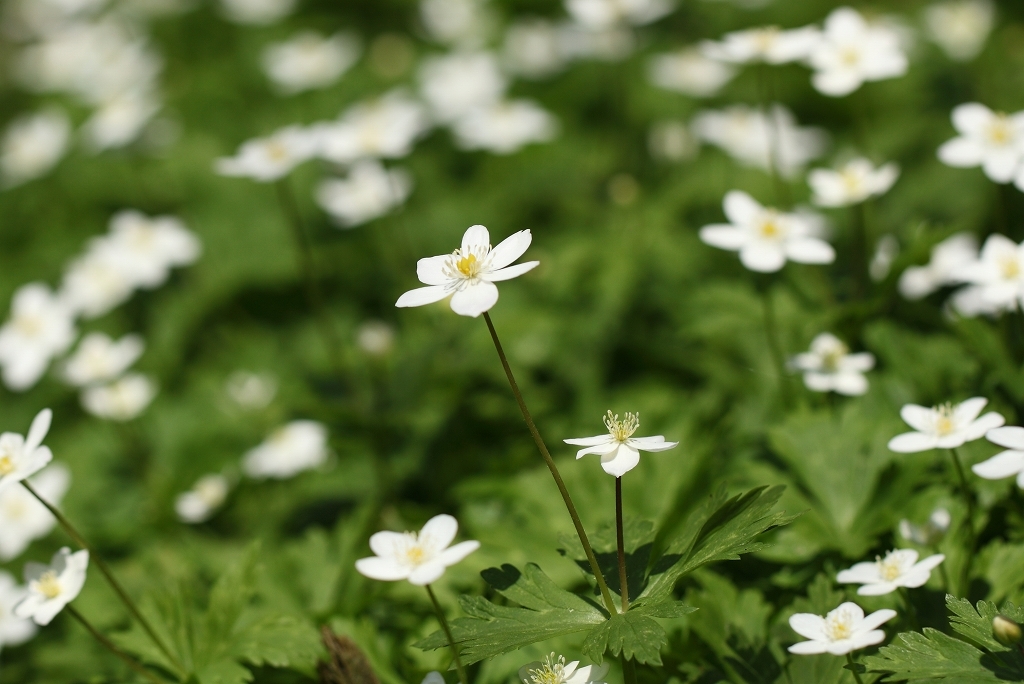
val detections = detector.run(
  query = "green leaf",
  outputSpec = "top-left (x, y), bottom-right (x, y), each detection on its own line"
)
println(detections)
top-left (581, 611), bottom-right (669, 666)
top-left (863, 629), bottom-right (1009, 683)
top-left (947, 596), bottom-right (1024, 653)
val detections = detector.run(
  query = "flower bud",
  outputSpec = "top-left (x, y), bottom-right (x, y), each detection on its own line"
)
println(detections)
top-left (993, 615), bottom-right (1022, 646)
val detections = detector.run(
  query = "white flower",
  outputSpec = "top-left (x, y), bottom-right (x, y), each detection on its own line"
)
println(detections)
top-left (699, 191), bottom-right (835, 272)
top-left (355, 513), bottom-right (479, 585)
top-left (938, 103), bottom-right (1024, 184)
top-left (316, 90), bottom-right (430, 164)
top-left (555, 23), bottom-right (634, 62)
top-left (82, 90), bottom-right (161, 151)
top-left (565, 0), bottom-right (674, 29)
top-left (973, 426), bottom-right (1024, 487)
top-left (519, 654), bottom-right (610, 684)
top-left (808, 8), bottom-right (908, 97)
top-left (0, 109), bottom-right (70, 189)
top-left (0, 410), bottom-right (54, 496)
top-left (647, 48), bottom-right (737, 97)
top-left (952, 234), bottom-right (1024, 312)
top-left (262, 32), bottom-right (361, 95)
top-left (103, 211), bottom-right (201, 290)
top-left (898, 233), bottom-right (978, 300)
top-left (0, 284), bottom-right (76, 391)
top-left (648, 120), bottom-right (699, 162)
top-left (451, 100), bottom-right (558, 154)
top-left (418, 51), bottom-right (507, 124)
top-left (356, 321), bottom-right (395, 356)
top-left (59, 245), bottom-right (136, 319)
top-left (900, 508), bottom-right (952, 546)
top-left (925, 0), bottom-right (995, 62)
top-left (790, 333), bottom-right (874, 396)
top-left (503, 19), bottom-right (567, 79)
top-left (421, 674), bottom-right (445, 684)
top-left (701, 25), bottom-right (821, 65)
top-left (808, 158), bottom-right (900, 207)
top-left (0, 572), bottom-right (36, 651)
top-left (242, 420), bottom-right (328, 479)
top-left (837, 549), bottom-right (946, 596)
top-left (14, 547), bottom-right (88, 626)
top-left (888, 398), bottom-right (1005, 453)
top-left (788, 603), bottom-right (896, 655)
top-left (219, 0), bottom-right (295, 25)
top-left (0, 464), bottom-right (70, 561)
top-left (315, 161), bottom-right (413, 228)
top-left (215, 125), bottom-right (318, 182)
top-left (564, 410), bottom-right (678, 478)
top-left (175, 474), bottom-right (230, 524)
top-left (81, 374), bottom-right (157, 421)
top-left (420, 0), bottom-right (492, 47)
top-left (395, 225), bottom-right (539, 318)
top-left (225, 371), bottom-right (277, 410)
top-left (62, 333), bottom-right (144, 387)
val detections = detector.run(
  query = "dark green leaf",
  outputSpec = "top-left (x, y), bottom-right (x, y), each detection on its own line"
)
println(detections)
top-left (582, 611), bottom-right (668, 665)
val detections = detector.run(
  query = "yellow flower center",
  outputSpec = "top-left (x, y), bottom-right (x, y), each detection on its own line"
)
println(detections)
top-left (604, 410), bottom-right (639, 443)
top-left (878, 554), bottom-right (904, 581)
top-left (758, 214), bottom-right (784, 239)
top-left (840, 47), bottom-right (861, 66)
top-left (1001, 256), bottom-right (1021, 279)
top-left (821, 345), bottom-right (847, 372)
top-left (34, 571), bottom-right (61, 600)
top-left (528, 654), bottom-right (568, 684)
top-left (14, 315), bottom-right (43, 337)
top-left (457, 254), bottom-right (479, 277)
top-left (752, 27), bottom-right (780, 53)
top-left (443, 247), bottom-right (490, 281)
top-left (266, 141), bottom-right (289, 161)
top-left (825, 617), bottom-right (852, 641)
top-left (987, 114), bottom-right (1012, 146)
top-left (0, 455), bottom-right (14, 476)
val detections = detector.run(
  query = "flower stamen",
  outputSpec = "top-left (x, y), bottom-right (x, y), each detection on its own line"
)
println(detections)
top-left (604, 410), bottom-right (640, 442)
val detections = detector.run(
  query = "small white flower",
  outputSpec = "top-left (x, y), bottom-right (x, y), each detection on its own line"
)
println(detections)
top-left (81, 373), bottom-right (157, 421)
top-left (315, 161), bottom-right (413, 228)
top-left (0, 109), bottom-right (70, 189)
top-left (262, 32), bottom-right (361, 95)
top-left (899, 508), bottom-right (952, 546)
top-left (898, 232), bottom-right (978, 300)
top-left (808, 7), bottom-right (908, 97)
top-left (837, 549), bottom-right (946, 596)
top-left (0, 571), bottom-right (36, 650)
top-left (701, 25), bottom-right (821, 65)
top-left (503, 19), bottom-right (567, 79)
top-left (938, 103), bottom-right (1024, 184)
top-left (790, 333), bottom-right (874, 396)
top-left (0, 284), bottom-right (76, 391)
top-left (395, 225), bottom-right (539, 318)
top-left (418, 51), bottom-right (508, 124)
top-left (565, 0), bottom-right (675, 29)
top-left (973, 426), bottom-right (1024, 487)
top-left (14, 547), bottom-right (88, 626)
top-left (519, 653), bottom-right (610, 684)
top-left (215, 125), bottom-right (318, 182)
top-left (59, 245), bottom-right (136, 319)
top-left (219, 0), bottom-right (295, 25)
top-left (952, 234), bottom-right (1024, 312)
top-left (0, 464), bottom-right (70, 562)
top-left (699, 191), bottom-right (835, 273)
top-left (451, 100), bottom-right (558, 154)
top-left (420, 0), bottom-right (492, 47)
top-left (788, 602), bottom-right (896, 655)
top-left (888, 397), bottom-right (1005, 453)
top-left (243, 420), bottom-right (328, 479)
top-left (808, 158), bottom-right (899, 207)
top-left (82, 90), bottom-right (161, 152)
top-left (356, 321), bottom-right (395, 356)
top-left (355, 513), bottom-right (479, 585)
top-left (316, 90), bottom-right (430, 164)
top-left (225, 371), bottom-right (278, 410)
top-left (175, 474), bottom-right (230, 524)
top-left (564, 410), bottom-right (678, 478)
top-left (555, 23), bottom-right (635, 62)
top-left (925, 0), bottom-right (995, 62)
top-left (62, 333), bottom-right (144, 387)
top-left (648, 120), bottom-right (699, 162)
top-left (0, 410), bottom-right (54, 496)
top-left (107, 210), bottom-right (200, 289)
top-left (647, 48), bottom-right (737, 97)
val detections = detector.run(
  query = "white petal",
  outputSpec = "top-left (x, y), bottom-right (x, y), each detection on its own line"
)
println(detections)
top-left (369, 531), bottom-right (406, 558)
top-left (972, 450), bottom-right (1024, 479)
top-left (564, 435), bottom-right (614, 447)
top-left (987, 426), bottom-right (1024, 450)
top-left (842, 353), bottom-right (876, 372)
top-left (785, 238), bottom-right (836, 264)
top-left (937, 138), bottom-right (984, 167)
top-left (449, 281), bottom-right (499, 317)
top-left (355, 556), bottom-right (409, 581)
top-left (396, 285), bottom-right (449, 308)
top-left (803, 372), bottom-right (834, 392)
top-left (482, 261), bottom-right (539, 282)
top-left (600, 443), bottom-right (641, 477)
top-left (837, 562), bottom-right (882, 584)
top-left (900, 404), bottom-right (936, 432)
top-left (812, 69), bottom-right (862, 97)
top-left (25, 409), bottom-right (52, 454)
top-left (575, 441), bottom-right (621, 458)
top-left (832, 372), bottom-right (868, 396)
top-left (952, 103), bottom-right (995, 136)
top-left (436, 540), bottom-right (480, 567)
top-left (723, 191), bottom-right (762, 225)
top-left (488, 230), bottom-right (533, 270)
top-left (700, 224), bottom-right (747, 251)
top-left (964, 412), bottom-right (1006, 440)
top-left (955, 397), bottom-right (988, 423)
top-left (628, 436), bottom-right (678, 452)
top-left (859, 608), bottom-right (897, 632)
top-left (408, 559), bottom-right (447, 585)
top-left (416, 256), bottom-right (450, 286)
top-left (419, 514), bottom-right (459, 554)
top-left (31, 598), bottom-right (69, 626)
top-left (789, 613), bottom-right (827, 641)
top-left (888, 432), bottom-right (938, 453)
top-left (788, 640), bottom-right (828, 655)
top-left (740, 243), bottom-right (786, 272)
top-left (857, 582), bottom-right (898, 596)
top-left (462, 225), bottom-right (490, 253)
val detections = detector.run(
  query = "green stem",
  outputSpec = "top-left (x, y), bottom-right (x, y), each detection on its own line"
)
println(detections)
top-left (482, 312), bottom-right (618, 615)
top-left (622, 655), bottom-right (638, 684)
top-left (937, 560), bottom-right (951, 595)
top-left (760, 286), bottom-right (789, 404)
top-left (949, 447), bottom-right (977, 596)
top-left (22, 482), bottom-right (183, 674)
top-left (898, 587), bottom-right (920, 632)
top-left (616, 477), bottom-right (629, 614)
top-left (67, 605), bottom-right (165, 684)
top-left (850, 202), bottom-right (868, 300)
top-left (845, 653), bottom-right (865, 684)
top-left (756, 64), bottom-right (788, 206)
top-left (426, 585), bottom-right (469, 684)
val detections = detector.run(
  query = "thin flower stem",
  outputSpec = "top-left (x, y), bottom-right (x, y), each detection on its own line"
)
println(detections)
top-left (760, 287), bottom-right (789, 404)
top-left (849, 202), bottom-right (869, 300)
top-left (622, 655), bottom-right (638, 684)
top-left (426, 585), bottom-right (469, 684)
top-left (937, 561), bottom-right (951, 594)
top-left (67, 605), bottom-right (165, 684)
top-left (949, 447), bottom-right (977, 595)
top-left (845, 653), bottom-right (865, 684)
top-left (756, 64), bottom-right (789, 206)
top-left (482, 312), bottom-right (618, 615)
top-left (21, 482), bottom-right (182, 673)
top-left (898, 587), bottom-right (920, 632)
top-left (616, 477), bottom-right (629, 614)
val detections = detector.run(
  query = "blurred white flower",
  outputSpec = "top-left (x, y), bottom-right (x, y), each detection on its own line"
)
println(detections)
top-left (790, 333), bottom-right (874, 396)
top-left (0, 284), bottom-right (75, 391)
top-left (451, 100), bottom-right (558, 154)
top-left (0, 464), bottom-right (70, 561)
top-left (808, 7), bottom-right (908, 97)
top-left (899, 508), bottom-right (951, 546)
top-left (225, 371), bottom-right (277, 410)
top-left (870, 234), bottom-right (900, 282)
top-left (0, 410), bottom-right (53, 496)
top-left (262, 32), bottom-right (361, 95)
top-left (0, 109), bottom-right (70, 189)
top-left (174, 474), bottom-right (230, 524)
top-left (808, 158), bottom-right (899, 207)
top-left (938, 103), bottom-right (1024, 184)
top-left (519, 654), bottom-right (609, 684)
top-left (219, 0), bottom-right (295, 25)
top-left (420, 0), bottom-right (492, 47)
top-left (103, 210), bottom-right (201, 290)
top-left (699, 191), bottom-right (834, 272)
top-left (62, 333), bottom-right (143, 387)
top-left (316, 90), bottom-right (430, 164)
top-left (565, 0), bottom-right (674, 29)
top-left (888, 397), bottom-right (1004, 453)
top-left (242, 420), bottom-right (328, 479)
top-left (898, 233), bottom-right (977, 300)
top-left (503, 19), bottom-right (566, 79)
top-left (701, 25), bottom-right (820, 65)
top-left (648, 120), bottom-right (699, 162)
top-left (418, 51), bottom-right (507, 123)
top-left (925, 0), bottom-right (995, 62)
top-left (647, 48), bottom-right (736, 97)
top-left (699, 0), bottom-right (771, 7)
top-left (81, 373), bottom-right (156, 421)
top-left (356, 321), bottom-right (395, 356)
top-left (82, 90), bottom-right (161, 151)
top-left (564, 410), bottom-right (678, 478)
top-left (421, 674), bottom-right (445, 684)
top-left (0, 571), bottom-right (36, 651)
top-left (837, 549), bottom-right (945, 595)
top-left (59, 246), bottom-right (137, 319)
top-left (952, 234), bottom-right (1024, 312)
top-left (555, 23), bottom-right (634, 62)
top-left (316, 161), bottom-right (413, 228)
top-left (974, 426), bottom-right (1024, 487)
top-left (14, 547), bottom-right (88, 626)
top-left (788, 603), bottom-right (896, 655)
top-left (395, 225), bottom-right (539, 317)
top-left (216, 125), bottom-right (318, 182)
top-left (355, 513), bottom-right (479, 585)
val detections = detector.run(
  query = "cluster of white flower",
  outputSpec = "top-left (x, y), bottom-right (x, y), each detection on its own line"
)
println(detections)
top-left (938, 103), bottom-right (1024, 190)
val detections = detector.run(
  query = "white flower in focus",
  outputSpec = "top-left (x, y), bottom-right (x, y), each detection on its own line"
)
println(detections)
top-left (225, 371), bottom-right (277, 410)
top-left (452, 100), bottom-right (558, 154)
top-left (0, 571), bottom-right (36, 651)
top-left (788, 603), bottom-right (896, 655)
top-left (648, 120), bottom-right (699, 162)
top-left (175, 474), bottom-right (230, 524)
top-left (519, 654), bottom-right (610, 684)
top-left (701, 25), bottom-right (821, 65)
top-left (808, 159), bottom-right (899, 207)
top-left (0, 109), bottom-right (70, 189)
top-left (888, 398), bottom-right (1004, 453)
top-left (82, 90), bottom-right (161, 151)
top-left (316, 90), bottom-right (430, 164)
top-left (395, 225), bottom-right (539, 317)
top-left (808, 8), bottom-right (908, 97)
top-left (356, 321), bottom-right (395, 356)
top-left (898, 233), bottom-right (978, 300)
top-left (59, 246), bottom-right (136, 319)
top-left (14, 547), bottom-right (88, 626)
top-left (62, 333), bottom-right (144, 387)
top-left (647, 48), bottom-right (737, 97)
top-left (925, 0), bottom-right (995, 62)
top-left (418, 51), bottom-right (507, 123)
top-left (420, 0), bottom-right (492, 47)
top-left (355, 513), bottom-right (479, 585)
top-left (973, 426), bottom-right (1024, 487)
top-left (565, 0), bottom-right (674, 29)
top-left (81, 373), bottom-right (156, 421)
top-left (104, 211), bottom-right (201, 289)
top-left (215, 126), bottom-right (318, 182)
top-left (503, 19), bottom-right (566, 79)
top-left (0, 464), bottom-right (70, 561)
top-left (790, 333), bottom-right (874, 396)
top-left (0, 284), bottom-right (75, 391)
top-left (699, 191), bottom-right (835, 272)
top-left (938, 104), bottom-right (1024, 184)
top-left (564, 410), bottom-right (678, 478)
top-left (243, 420), bottom-right (328, 479)
top-left (899, 508), bottom-right (951, 546)
top-left (837, 549), bottom-right (946, 595)
top-left (316, 161), bottom-right (412, 228)
top-left (0, 410), bottom-right (54, 497)
top-left (219, 0), bottom-right (295, 25)
top-left (262, 32), bottom-right (361, 95)
top-left (952, 234), bottom-right (1024, 312)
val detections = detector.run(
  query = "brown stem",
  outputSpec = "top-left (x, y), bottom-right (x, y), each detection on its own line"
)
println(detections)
top-left (616, 477), bottom-right (628, 614)
top-left (67, 606), bottom-right (165, 684)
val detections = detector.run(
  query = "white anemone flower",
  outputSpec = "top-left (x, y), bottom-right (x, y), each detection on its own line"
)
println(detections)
top-left (701, 25), bottom-right (821, 65)
top-left (14, 547), bottom-right (88, 626)
top-left (225, 371), bottom-right (278, 410)
top-left (503, 19), bottom-right (567, 80)
top-left (808, 7), bottom-right (908, 97)
top-left (356, 514), bottom-right (479, 586)
top-left (564, 410), bottom-right (678, 478)
top-left (565, 0), bottom-right (675, 29)
top-left (316, 90), bottom-right (430, 164)
top-left (215, 126), bottom-right (318, 182)
top-left (81, 374), bottom-right (156, 421)
top-left (316, 161), bottom-right (413, 228)
top-left (395, 225), bottom-right (539, 318)
top-left (59, 245), bottom-right (136, 319)
top-left (790, 333), bottom-right (874, 396)
top-left (898, 232), bottom-right (977, 300)
top-left (451, 100), bottom-right (558, 154)
top-left (0, 284), bottom-right (76, 391)
top-left (788, 603), bottom-right (896, 655)
top-left (555, 23), bottom-right (635, 63)
top-left (899, 508), bottom-right (951, 546)
top-left (0, 410), bottom-right (53, 495)
top-left (82, 90), bottom-right (161, 152)
top-left (519, 653), bottom-right (610, 684)
top-left (646, 48), bottom-right (736, 97)
top-left (952, 234), bottom-right (1024, 312)
top-left (421, 0), bottom-right (492, 47)
top-left (808, 158), bottom-right (900, 207)
top-left (0, 464), bottom-right (71, 561)
top-left (418, 51), bottom-right (507, 124)
top-left (242, 420), bottom-right (328, 479)
top-left (219, 0), bottom-right (295, 25)
top-left (62, 333), bottom-right (144, 387)
top-left (174, 474), bottom-right (230, 524)
top-left (925, 0), bottom-right (995, 62)
top-left (262, 32), bottom-right (361, 95)
top-left (938, 103), bottom-right (1024, 184)
top-left (0, 571), bottom-right (36, 650)
top-left (888, 397), bottom-right (1004, 453)
top-left (973, 426), bottom-right (1024, 487)
top-left (648, 120), bottom-right (699, 162)
top-left (837, 549), bottom-right (946, 595)
top-left (699, 191), bottom-right (835, 273)
top-left (103, 211), bottom-right (201, 290)
top-left (0, 109), bottom-right (70, 189)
